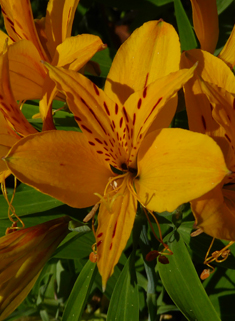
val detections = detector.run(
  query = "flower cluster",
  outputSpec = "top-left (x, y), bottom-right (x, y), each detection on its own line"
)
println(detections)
top-left (0, 0), bottom-right (235, 318)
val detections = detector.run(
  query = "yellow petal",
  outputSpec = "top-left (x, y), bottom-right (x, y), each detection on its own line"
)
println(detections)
top-left (219, 24), bottom-right (235, 69)
top-left (0, 30), bottom-right (13, 50)
top-left (0, 0), bottom-right (47, 60)
top-left (40, 0), bottom-right (80, 57)
top-left (0, 43), bottom-right (38, 136)
top-left (96, 175), bottom-right (137, 289)
top-left (7, 40), bottom-right (46, 101)
top-left (191, 184), bottom-right (235, 240)
top-left (181, 50), bottom-right (235, 135)
top-left (135, 128), bottom-right (229, 213)
top-left (190, 0), bottom-right (218, 53)
top-left (53, 34), bottom-right (105, 70)
top-left (104, 20), bottom-right (181, 105)
top-left (125, 65), bottom-right (196, 165)
top-left (4, 130), bottom-right (113, 208)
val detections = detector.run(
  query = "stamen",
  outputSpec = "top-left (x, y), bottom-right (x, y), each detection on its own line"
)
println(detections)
top-left (201, 238), bottom-right (234, 279)
top-left (1, 176), bottom-right (24, 232)
top-left (83, 203), bottom-right (99, 222)
top-left (127, 178), bottom-right (172, 256)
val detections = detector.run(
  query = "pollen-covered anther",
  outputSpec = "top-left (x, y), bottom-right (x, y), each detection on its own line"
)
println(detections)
top-left (200, 268), bottom-right (212, 280)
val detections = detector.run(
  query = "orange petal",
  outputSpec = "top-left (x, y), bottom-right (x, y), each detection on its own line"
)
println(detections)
top-left (191, 184), bottom-right (235, 240)
top-left (7, 40), bottom-right (46, 101)
top-left (181, 50), bottom-right (235, 135)
top-left (190, 0), bottom-right (218, 53)
top-left (4, 130), bottom-right (113, 208)
top-left (219, 24), bottom-right (235, 69)
top-left (96, 175), bottom-right (137, 289)
top-left (0, 43), bottom-right (37, 136)
top-left (39, 0), bottom-right (80, 58)
top-left (104, 20), bottom-right (181, 105)
top-left (45, 63), bottom-right (129, 168)
top-left (0, 0), bottom-right (47, 60)
top-left (135, 128), bottom-right (229, 213)
top-left (198, 80), bottom-right (235, 171)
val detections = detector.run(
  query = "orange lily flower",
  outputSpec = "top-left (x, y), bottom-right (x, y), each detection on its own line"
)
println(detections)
top-left (0, 216), bottom-right (70, 321)
top-left (3, 21), bottom-right (229, 289)
top-left (0, 0), bottom-right (105, 129)
top-left (181, 49), bottom-right (235, 242)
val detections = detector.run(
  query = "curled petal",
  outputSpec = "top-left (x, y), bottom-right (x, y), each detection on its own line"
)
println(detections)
top-left (219, 25), bottom-right (235, 69)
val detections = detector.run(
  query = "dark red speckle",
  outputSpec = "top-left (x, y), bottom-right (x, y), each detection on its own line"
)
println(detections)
top-left (115, 103), bottom-right (118, 115)
top-left (81, 125), bottom-right (92, 133)
top-left (143, 87), bottom-right (147, 98)
top-left (201, 115), bottom-right (207, 130)
top-left (74, 115), bottom-right (81, 122)
top-left (97, 240), bottom-right (102, 247)
top-left (93, 83), bottom-right (99, 95)
top-left (97, 232), bottom-right (103, 238)
top-left (112, 222), bottom-right (117, 238)
top-left (104, 101), bottom-right (110, 116)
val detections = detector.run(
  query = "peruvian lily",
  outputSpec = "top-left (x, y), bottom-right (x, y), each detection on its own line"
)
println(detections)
top-left (181, 49), bottom-right (235, 242)
top-left (0, 216), bottom-right (70, 321)
top-left (3, 21), bottom-right (229, 289)
top-left (0, 0), bottom-right (105, 129)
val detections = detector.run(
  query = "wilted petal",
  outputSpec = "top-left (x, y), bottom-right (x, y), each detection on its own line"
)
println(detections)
top-left (0, 216), bottom-right (70, 321)
top-left (135, 128), bottom-right (229, 213)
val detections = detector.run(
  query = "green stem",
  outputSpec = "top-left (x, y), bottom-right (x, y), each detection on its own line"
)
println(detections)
top-left (139, 223), bottom-right (158, 321)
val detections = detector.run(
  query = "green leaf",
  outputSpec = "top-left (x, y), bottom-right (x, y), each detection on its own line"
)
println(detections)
top-left (217, 0), bottom-right (233, 14)
top-left (0, 186), bottom-right (63, 219)
top-left (61, 260), bottom-right (97, 321)
top-left (174, 0), bottom-right (198, 51)
top-left (158, 231), bottom-right (221, 321)
top-left (204, 268), bottom-right (235, 320)
top-left (107, 254), bottom-right (139, 321)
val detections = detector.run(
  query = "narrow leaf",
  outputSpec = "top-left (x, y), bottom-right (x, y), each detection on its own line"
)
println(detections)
top-left (174, 0), bottom-right (197, 50)
top-left (61, 260), bottom-right (97, 321)
top-left (158, 231), bottom-right (221, 321)
top-left (107, 254), bottom-right (139, 321)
